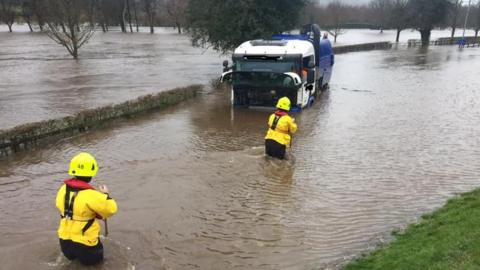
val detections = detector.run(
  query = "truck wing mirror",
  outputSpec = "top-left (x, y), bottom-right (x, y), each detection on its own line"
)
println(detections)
top-left (222, 60), bottom-right (230, 72)
top-left (220, 70), bottom-right (233, 83)
top-left (307, 69), bottom-right (315, 83)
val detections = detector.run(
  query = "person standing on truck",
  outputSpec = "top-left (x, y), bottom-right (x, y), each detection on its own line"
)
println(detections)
top-left (265, 97), bottom-right (298, 160)
top-left (302, 68), bottom-right (308, 82)
top-left (56, 152), bottom-right (117, 265)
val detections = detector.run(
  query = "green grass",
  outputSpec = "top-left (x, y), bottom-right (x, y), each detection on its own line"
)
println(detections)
top-left (345, 189), bottom-right (480, 270)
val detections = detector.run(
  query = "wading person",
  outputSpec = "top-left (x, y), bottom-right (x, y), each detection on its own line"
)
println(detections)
top-left (265, 97), bottom-right (298, 160)
top-left (56, 152), bottom-right (117, 265)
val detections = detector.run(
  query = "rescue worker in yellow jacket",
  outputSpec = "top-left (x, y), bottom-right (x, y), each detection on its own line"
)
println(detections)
top-left (56, 152), bottom-right (117, 265)
top-left (265, 97), bottom-right (298, 159)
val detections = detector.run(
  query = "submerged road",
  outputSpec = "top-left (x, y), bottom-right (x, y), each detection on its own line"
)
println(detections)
top-left (0, 45), bottom-right (480, 269)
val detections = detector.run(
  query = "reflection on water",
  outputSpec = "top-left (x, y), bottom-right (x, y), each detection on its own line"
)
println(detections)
top-left (0, 45), bottom-right (480, 269)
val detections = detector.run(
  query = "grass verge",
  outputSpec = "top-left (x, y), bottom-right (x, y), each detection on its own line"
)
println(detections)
top-left (345, 189), bottom-right (480, 270)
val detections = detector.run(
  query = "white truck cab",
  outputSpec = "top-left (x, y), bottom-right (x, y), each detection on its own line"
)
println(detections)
top-left (221, 24), bottom-right (334, 112)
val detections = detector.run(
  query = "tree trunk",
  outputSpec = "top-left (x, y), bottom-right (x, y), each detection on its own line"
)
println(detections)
top-left (7, 23), bottom-right (12, 32)
top-left (119, 15), bottom-right (126, 33)
top-left (61, 23), bottom-right (66, 33)
top-left (73, 47), bottom-right (78, 59)
top-left (122, 1), bottom-right (127, 33)
top-left (126, 0), bottom-right (133, 33)
top-left (451, 27), bottom-right (456, 38)
top-left (37, 16), bottom-right (44, 31)
top-left (149, 14), bottom-right (154, 34)
top-left (420, 29), bottom-right (431, 46)
top-left (133, 0), bottom-right (139, 32)
top-left (176, 22), bottom-right (181, 34)
top-left (69, 23), bottom-right (78, 59)
top-left (101, 23), bottom-right (107, 32)
top-left (27, 20), bottom-right (33, 32)
top-left (396, 29), bottom-right (401, 43)
top-left (475, 29), bottom-right (479, 38)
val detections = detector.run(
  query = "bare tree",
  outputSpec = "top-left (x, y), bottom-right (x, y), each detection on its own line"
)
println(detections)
top-left (165, 0), bottom-right (187, 34)
top-left (97, 0), bottom-right (109, 32)
top-left (369, 0), bottom-right (392, 33)
top-left (31, 0), bottom-right (47, 31)
top-left (0, 0), bottom-right (16, 32)
top-left (324, 0), bottom-right (346, 43)
top-left (475, 2), bottom-right (480, 37)
top-left (449, 0), bottom-right (462, 38)
top-left (22, 1), bottom-right (34, 32)
top-left (44, 0), bottom-right (95, 59)
top-left (133, 0), bottom-right (139, 32)
top-left (120, 0), bottom-right (127, 32)
top-left (143, 0), bottom-right (159, 34)
top-left (389, 0), bottom-right (409, 42)
top-left (126, 0), bottom-right (133, 33)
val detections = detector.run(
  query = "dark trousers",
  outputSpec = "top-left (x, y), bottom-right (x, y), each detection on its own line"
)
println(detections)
top-left (265, 139), bottom-right (286, 160)
top-left (59, 239), bottom-right (104, 265)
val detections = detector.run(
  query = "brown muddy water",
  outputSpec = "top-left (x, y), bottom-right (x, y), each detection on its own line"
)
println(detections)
top-left (1, 43), bottom-right (480, 269)
top-left (0, 27), bottom-right (475, 130)
top-left (0, 28), bottom-right (222, 130)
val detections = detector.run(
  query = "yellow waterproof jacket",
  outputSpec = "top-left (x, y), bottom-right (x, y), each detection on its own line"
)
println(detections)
top-left (56, 179), bottom-right (117, 246)
top-left (265, 111), bottom-right (298, 146)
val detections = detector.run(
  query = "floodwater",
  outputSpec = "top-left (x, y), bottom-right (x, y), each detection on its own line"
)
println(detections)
top-left (332, 28), bottom-right (477, 45)
top-left (1, 28), bottom-right (480, 269)
top-left (0, 26), bottom-right (476, 130)
top-left (0, 27), bottom-right (223, 130)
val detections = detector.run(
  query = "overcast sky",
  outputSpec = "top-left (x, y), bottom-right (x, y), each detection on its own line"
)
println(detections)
top-left (319, 0), bottom-right (370, 5)
top-left (319, 0), bottom-right (480, 6)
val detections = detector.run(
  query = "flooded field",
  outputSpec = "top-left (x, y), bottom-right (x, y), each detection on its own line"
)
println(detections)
top-left (0, 43), bottom-right (479, 269)
top-left (0, 27), bottom-right (222, 130)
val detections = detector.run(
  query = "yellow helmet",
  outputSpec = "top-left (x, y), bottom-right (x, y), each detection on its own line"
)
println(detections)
top-left (68, 152), bottom-right (99, 177)
top-left (276, 97), bottom-right (291, 111)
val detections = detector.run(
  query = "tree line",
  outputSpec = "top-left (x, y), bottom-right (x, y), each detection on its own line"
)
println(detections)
top-left (305, 0), bottom-right (480, 44)
top-left (0, 0), bottom-right (187, 34)
top-left (1, 0), bottom-right (480, 58)
top-left (0, 0), bottom-right (187, 58)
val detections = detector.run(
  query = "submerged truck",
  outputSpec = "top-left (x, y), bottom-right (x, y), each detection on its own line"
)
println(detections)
top-left (221, 24), bottom-right (334, 111)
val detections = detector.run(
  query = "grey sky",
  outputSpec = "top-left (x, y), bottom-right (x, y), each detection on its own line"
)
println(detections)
top-left (318, 0), bottom-right (370, 5)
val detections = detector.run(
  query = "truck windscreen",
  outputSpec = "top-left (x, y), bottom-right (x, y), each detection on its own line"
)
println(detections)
top-left (235, 60), bottom-right (300, 74)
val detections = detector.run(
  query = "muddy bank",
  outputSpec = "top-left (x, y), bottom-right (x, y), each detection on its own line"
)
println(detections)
top-left (0, 85), bottom-right (201, 156)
